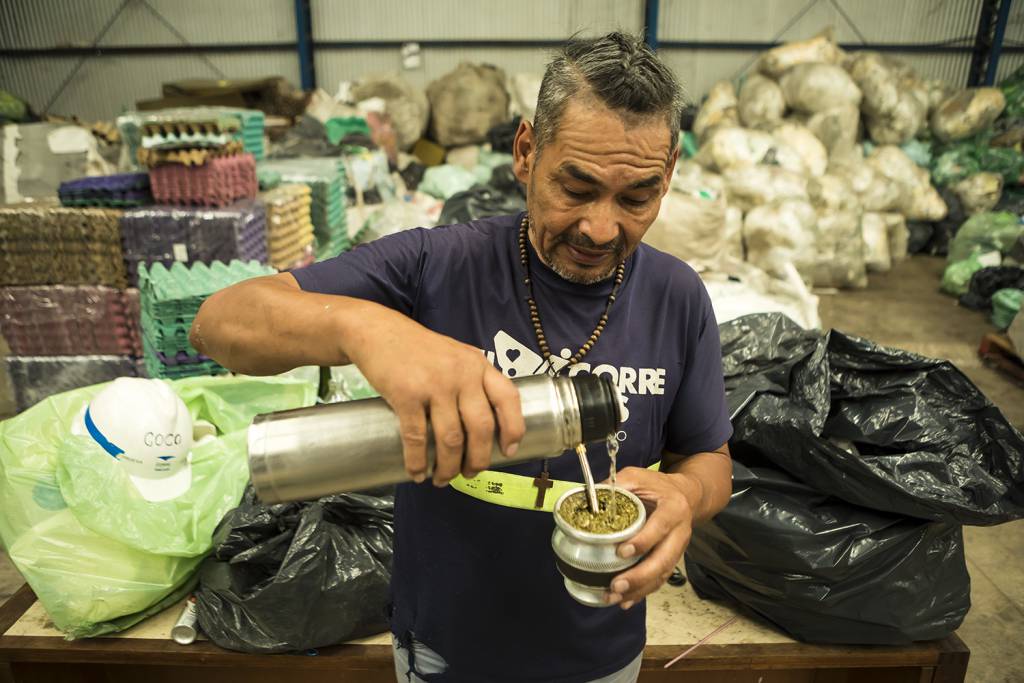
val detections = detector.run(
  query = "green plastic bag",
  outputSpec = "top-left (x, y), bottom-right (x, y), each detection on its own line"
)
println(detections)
top-left (931, 134), bottom-right (1024, 186)
top-left (941, 254), bottom-right (987, 297)
top-left (325, 116), bottom-right (372, 146)
top-left (419, 164), bottom-right (478, 200)
top-left (947, 212), bottom-right (1023, 263)
top-left (0, 374), bottom-right (316, 638)
top-left (992, 288), bottom-right (1024, 329)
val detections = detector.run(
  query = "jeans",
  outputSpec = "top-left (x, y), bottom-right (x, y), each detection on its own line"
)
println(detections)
top-left (392, 635), bottom-right (642, 683)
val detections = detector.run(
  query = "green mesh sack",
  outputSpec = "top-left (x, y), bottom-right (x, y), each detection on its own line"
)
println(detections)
top-left (941, 254), bottom-right (987, 297)
top-left (991, 288), bottom-right (1024, 330)
top-left (947, 212), bottom-right (1023, 263)
top-left (0, 374), bottom-right (316, 638)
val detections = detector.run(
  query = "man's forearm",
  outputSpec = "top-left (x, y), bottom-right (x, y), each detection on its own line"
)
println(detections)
top-left (662, 444), bottom-right (732, 523)
top-left (191, 273), bottom-right (382, 375)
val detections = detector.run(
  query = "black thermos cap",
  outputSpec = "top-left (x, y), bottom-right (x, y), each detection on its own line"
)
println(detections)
top-left (571, 374), bottom-right (622, 442)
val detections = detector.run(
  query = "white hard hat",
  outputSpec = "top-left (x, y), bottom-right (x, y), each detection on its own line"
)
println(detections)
top-left (71, 378), bottom-right (193, 502)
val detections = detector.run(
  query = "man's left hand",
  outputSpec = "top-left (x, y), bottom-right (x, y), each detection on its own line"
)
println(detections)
top-left (604, 466), bottom-right (696, 609)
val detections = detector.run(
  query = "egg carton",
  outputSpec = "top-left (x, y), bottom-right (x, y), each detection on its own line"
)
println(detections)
top-left (149, 154), bottom-right (257, 207)
top-left (256, 159), bottom-right (348, 255)
top-left (268, 219), bottom-right (314, 251)
top-left (139, 259), bottom-right (275, 319)
top-left (58, 173), bottom-right (152, 208)
top-left (137, 140), bottom-right (245, 168)
top-left (120, 200), bottom-right (268, 283)
top-left (5, 354), bottom-right (146, 412)
top-left (0, 207), bottom-right (127, 287)
top-left (142, 336), bottom-right (225, 380)
top-left (0, 285), bottom-right (142, 356)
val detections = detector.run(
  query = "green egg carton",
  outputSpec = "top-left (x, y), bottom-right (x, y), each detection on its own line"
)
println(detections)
top-left (139, 260), bottom-right (275, 321)
top-left (142, 336), bottom-right (227, 380)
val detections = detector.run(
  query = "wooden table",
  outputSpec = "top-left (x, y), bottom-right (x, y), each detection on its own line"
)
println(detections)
top-left (0, 583), bottom-right (968, 683)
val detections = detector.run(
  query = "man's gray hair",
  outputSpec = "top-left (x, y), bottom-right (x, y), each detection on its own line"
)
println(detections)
top-left (532, 32), bottom-right (685, 156)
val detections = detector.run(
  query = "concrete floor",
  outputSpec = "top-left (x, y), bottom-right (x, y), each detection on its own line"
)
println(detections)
top-left (0, 254), bottom-right (1020, 680)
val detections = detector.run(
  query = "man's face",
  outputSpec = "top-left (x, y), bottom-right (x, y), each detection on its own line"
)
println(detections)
top-left (513, 97), bottom-right (677, 284)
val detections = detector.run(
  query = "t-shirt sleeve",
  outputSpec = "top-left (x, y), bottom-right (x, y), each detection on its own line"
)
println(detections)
top-left (290, 228), bottom-right (428, 316)
top-left (664, 281), bottom-right (733, 456)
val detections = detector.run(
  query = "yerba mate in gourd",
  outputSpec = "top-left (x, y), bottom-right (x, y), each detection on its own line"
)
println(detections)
top-left (558, 489), bottom-right (638, 534)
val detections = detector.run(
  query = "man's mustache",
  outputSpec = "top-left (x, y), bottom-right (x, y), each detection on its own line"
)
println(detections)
top-left (554, 230), bottom-right (624, 254)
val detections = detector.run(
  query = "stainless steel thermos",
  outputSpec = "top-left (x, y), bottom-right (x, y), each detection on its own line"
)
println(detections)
top-left (248, 373), bottom-right (622, 503)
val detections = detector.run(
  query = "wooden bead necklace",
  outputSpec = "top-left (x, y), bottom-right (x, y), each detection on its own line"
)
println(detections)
top-left (518, 215), bottom-right (625, 375)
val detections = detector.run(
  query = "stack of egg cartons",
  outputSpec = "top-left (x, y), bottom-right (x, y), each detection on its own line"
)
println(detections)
top-left (260, 184), bottom-right (315, 270)
top-left (0, 206), bottom-right (143, 412)
top-left (257, 158), bottom-right (349, 260)
top-left (139, 260), bottom-right (274, 379)
top-left (120, 200), bottom-right (268, 286)
top-left (58, 172), bottom-right (152, 208)
top-left (225, 108), bottom-right (266, 160)
top-left (129, 110), bottom-right (256, 207)
top-left (117, 107), bottom-right (264, 168)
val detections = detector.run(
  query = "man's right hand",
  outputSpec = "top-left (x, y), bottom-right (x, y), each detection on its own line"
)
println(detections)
top-left (345, 307), bottom-right (526, 487)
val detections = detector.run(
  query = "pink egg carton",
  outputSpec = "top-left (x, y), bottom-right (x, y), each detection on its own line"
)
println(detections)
top-left (149, 154), bottom-right (258, 207)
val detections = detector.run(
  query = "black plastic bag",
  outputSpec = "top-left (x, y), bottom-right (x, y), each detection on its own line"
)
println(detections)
top-left (959, 266), bottom-right (1024, 310)
top-left (722, 313), bottom-right (1024, 525)
top-left (923, 188), bottom-right (966, 256)
top-left (487, 116), bottom-right (520, 154)
top-left (439, 164), bottom-right (526, 225)
top-left (906, 221), bottom-right (934, 254)
top-left (685, 457), bottom-right (971, 645)
top-left (195, 486), bottom-right (395, 653)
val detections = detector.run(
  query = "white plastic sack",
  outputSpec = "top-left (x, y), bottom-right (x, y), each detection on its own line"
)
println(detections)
top-left (953, 172), bottom-right (1004, 215)
top-left (931, 88), bottom-right (1007, 142)
top-left (772, 123), bottom-right (827, 177)
top-left (703, 259), bottom-right (821, 329)
top-left (758, 33), bottom-right (842, 79)
top-left (866, 145), bottom-right (947, 221)
top-left (862, 212), bottom-right (893, 272)
top-left (644, 166), bottom-right (728, 271)
top-left (883, 212), bottom-right (909, 263)
top-left (738, 75), bottom-right (786, 130)
top-left (814, 209), bottom-right (867, 289)
top-left (780, 64), bottom-right (861, 114)
top-left (723, 206), bottom-right (745, 262)
top-left (829, 156), bottom-right (903, 212)
top-left (864, 80), bottom-right (929, 145)
top-left (695, 126), bottom-right (774, 171)
top-left (808, 173), bottom-right (859, 213)
top-left (804, 105), bottom-right (860, 157)
top-left (743, 199), bottom-right (817, 283)
top-left (724, 165), bottom-right (808, 211)
top-left (846, 52), bottom-right (900, 118)
top-left (509, 73), bottom-right (542, 121)
top-left (427, 63), bottom-right (510, 147)
top-left (693, 81), bottom-right (739, 140)
top-left (350, 74), bottom-right (429, 151)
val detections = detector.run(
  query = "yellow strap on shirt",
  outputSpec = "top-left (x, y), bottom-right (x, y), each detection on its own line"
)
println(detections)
top-left (448, 461), bottom-right (661, 513)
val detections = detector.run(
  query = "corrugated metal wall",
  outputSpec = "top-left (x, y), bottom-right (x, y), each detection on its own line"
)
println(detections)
top-left (3, 0), bottom-right (1022, 121)
top-left (311, 0), bottom-right (643, 91)
top-left (659, 0), bottom-right (985, 100)
top-left (0, 0), bottom-right (299, 121)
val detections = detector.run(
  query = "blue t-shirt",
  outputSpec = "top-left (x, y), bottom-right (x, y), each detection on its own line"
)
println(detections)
top-left (293, 213), bottom-right (732, 682)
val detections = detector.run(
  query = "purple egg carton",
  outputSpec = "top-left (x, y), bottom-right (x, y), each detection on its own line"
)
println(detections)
top-left (155, 350), bottom-right (212, 366)
top-left (60, 173), bottom-right (151, 193)
top-left (119, 200), bottom-right (268, 285)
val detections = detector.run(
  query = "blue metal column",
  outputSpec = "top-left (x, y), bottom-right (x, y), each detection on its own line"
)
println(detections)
top-left (644, 0), bottom-right (660, 51)
top-left (294, 0), bottom-right (316, 90)
top-left (985, 0), bottom-right (1013, 85)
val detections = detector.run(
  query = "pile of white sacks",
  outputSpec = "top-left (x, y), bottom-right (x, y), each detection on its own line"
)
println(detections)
top-left (647, 30), bottom-right (1008, 328)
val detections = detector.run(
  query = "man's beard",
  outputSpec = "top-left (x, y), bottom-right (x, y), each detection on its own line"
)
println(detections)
top-left (539, 228), bottom-right (625, 285)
